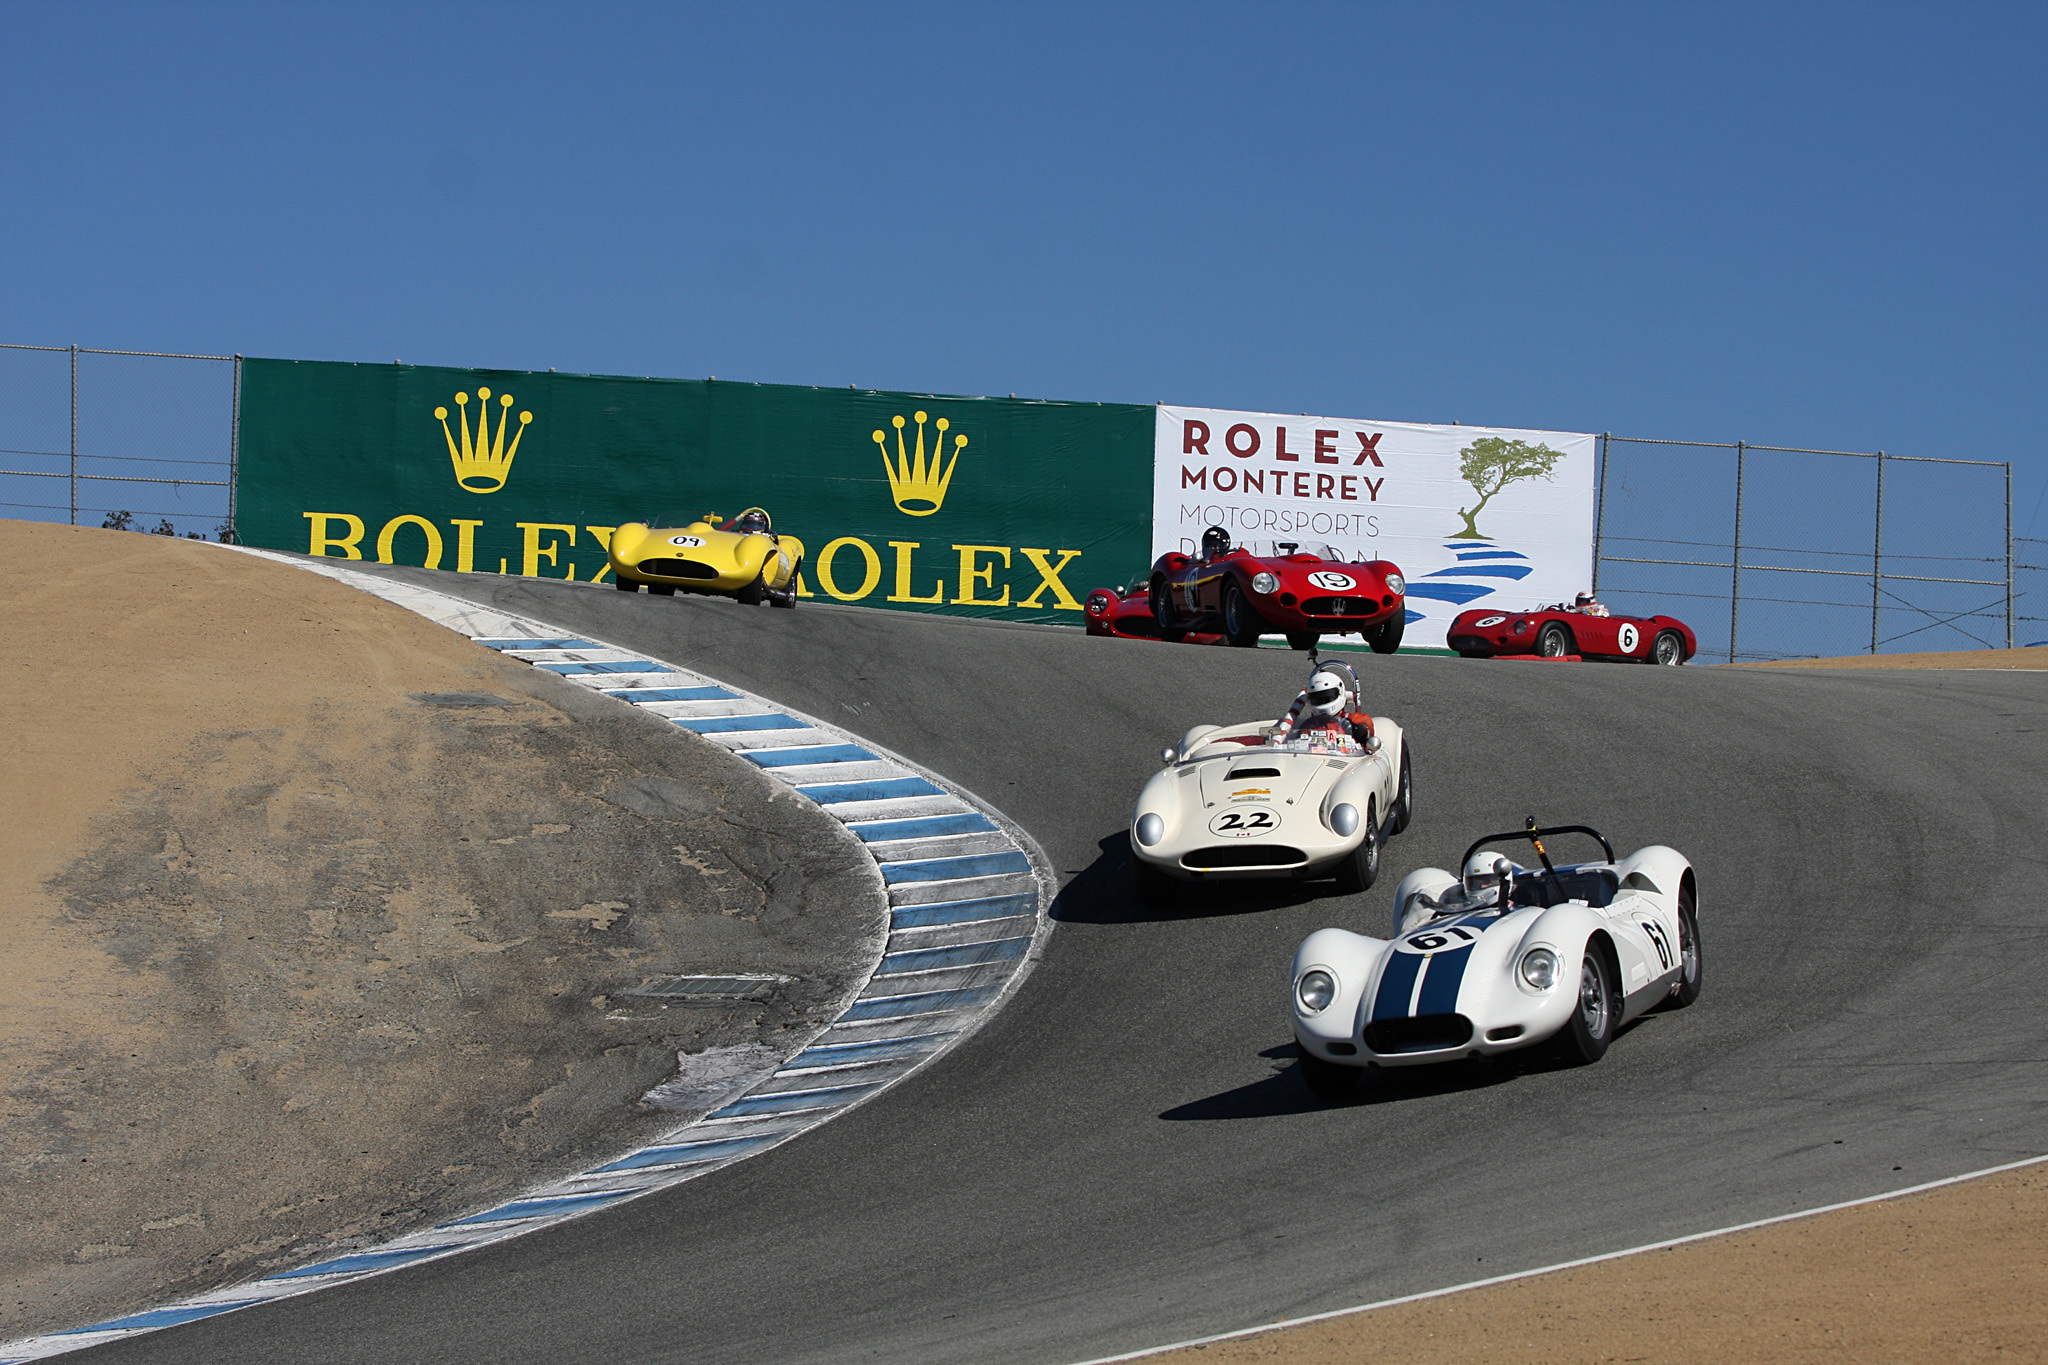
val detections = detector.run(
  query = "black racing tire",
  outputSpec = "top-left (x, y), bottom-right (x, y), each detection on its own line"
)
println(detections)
top-left (1221, 579), bottom-right (1262, 648)
top-left (1557, 946), bottom-right (1616, 1065)
top-left (1150, 579), bottom-right (1188, 643)
top-left (737, 571), bottom-right (766, 606)
top-left (1298, 1050), bottom-right (1364, 1100)
top-left (614, 577), bottom-right (639, 592)
top-left (1456, 649), bottom-right (1487, 659)
top-left (1286, 631), bottom-right (1321, 652)
top-left (647, 583), bottom-right (676, 597)
top-left (1390, 741), bottom-right (1414, 835)
top-left (1132, 858), bottom-right (1178, 913)
top-left (1368, 613), bottom-right (1405, 654)
top-left (1667, 881), bottom-right (1703, 1007)
top-left (1334, 798), bottom-right (1380, 893)
top-left (1537, 622), bottom-right (1573, 658)
top-left (1651, 630), bottom-right (1685, 666)
top-left (769, 558), bottom-right (802, 608)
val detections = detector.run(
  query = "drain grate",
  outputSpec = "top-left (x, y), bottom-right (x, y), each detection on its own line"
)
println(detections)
top-left (623, 975), bottom-right (790, 1002)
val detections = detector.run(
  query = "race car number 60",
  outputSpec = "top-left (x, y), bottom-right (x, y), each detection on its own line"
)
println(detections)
top-left (1209, 808), bottom-right (1278, 838)
top-left (1617, 622), bottom-right (1640, 653)
top-left (668, 534), bottom-right (706, 548)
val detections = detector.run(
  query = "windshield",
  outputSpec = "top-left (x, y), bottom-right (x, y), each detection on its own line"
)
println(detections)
top-left (1236, 540), bottom-right (1354, 562)
top-left (647, 511), bottom-right (718, 530)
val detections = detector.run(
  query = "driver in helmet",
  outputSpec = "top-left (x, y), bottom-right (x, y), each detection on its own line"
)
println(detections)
top-left (1572, 591), bottom-right (1610, 617)
top-left (1278, 663), bottom-right (1375, 751)
top-left (1400, 851), bottom-right (1516, 930)
top-left (1200, 525), bottom-right (1233, 562)
top-left (725, 507), bottom-right (773, 535)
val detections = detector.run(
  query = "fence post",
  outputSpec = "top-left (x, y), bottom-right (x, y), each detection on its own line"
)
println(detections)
top-left (1729, 440), bottom-right (1745, 662)
top-left (2008, 461), bottom-right (2016, 649)
top-left (68, 343), bottom-right (78, 525)
top-left (228, 355), bottom-right (242, 543)
top-left (1592, 432), bottom-right (1608, 595)
top-left (1871, 451), bottom-right (1885, 654)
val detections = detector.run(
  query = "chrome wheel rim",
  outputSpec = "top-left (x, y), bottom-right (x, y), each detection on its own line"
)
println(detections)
top-left (1681, 910), bottom-right (1699, 984)
top-left (1578, 955), bottom-right (1607, 1035)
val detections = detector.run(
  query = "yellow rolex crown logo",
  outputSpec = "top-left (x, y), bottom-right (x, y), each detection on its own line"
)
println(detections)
top-left (436, 387), bottom-right (532, 494)
top-left (873, 410), bottom-right (967, 517)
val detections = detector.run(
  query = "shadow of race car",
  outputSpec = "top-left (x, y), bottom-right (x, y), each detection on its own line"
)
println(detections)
top-left (1289, 822), bottom-right (1700, 1098)
top-left (1149, 530), bottom-right (1406, 652)
top-left (609, 507), bottom-right (805, 607)
top-left (1447, 602), bottom-right (1695, 664)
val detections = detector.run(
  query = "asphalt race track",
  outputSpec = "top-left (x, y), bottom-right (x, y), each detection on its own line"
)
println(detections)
top-left (89, 568), bottom-right (2048, 1365)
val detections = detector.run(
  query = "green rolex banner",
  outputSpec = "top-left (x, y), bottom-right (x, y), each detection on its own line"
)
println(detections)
top-left (235, 358), bottom-right (1155, 624)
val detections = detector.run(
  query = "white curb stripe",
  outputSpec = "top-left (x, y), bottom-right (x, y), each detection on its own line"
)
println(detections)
top-left (0, 556), bottom-right (1056, 1363)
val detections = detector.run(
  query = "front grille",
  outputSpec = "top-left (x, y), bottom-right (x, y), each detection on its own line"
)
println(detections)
top-left (1182, 844), bottom-right (1308, 870)
top-left (1448, 635), bottom-right (1489, 652)
top-left (1301, 596), bottom-right (1384, 617)
top-left (634, 558), bottom-right (720, 579)
top-left (1363, 1013), bottom-right (1474, 1054)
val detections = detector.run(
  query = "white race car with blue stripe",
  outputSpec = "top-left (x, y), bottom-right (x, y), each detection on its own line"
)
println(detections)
top-left (1289, 823), bottom-right (1700, 1096)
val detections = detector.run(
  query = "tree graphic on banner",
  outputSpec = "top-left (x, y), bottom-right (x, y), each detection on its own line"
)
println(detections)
top-left (1454, 437), bottom-right (1563, 539)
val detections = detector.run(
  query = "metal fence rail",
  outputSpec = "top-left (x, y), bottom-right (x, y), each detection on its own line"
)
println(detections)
top-left (1593, 434), bottom-right (2014, 661)
top-left (0, 342), bottom-right (238, 539)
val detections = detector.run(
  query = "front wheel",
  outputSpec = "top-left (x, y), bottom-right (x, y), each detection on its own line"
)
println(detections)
top-left (1537, 622), bottom-right (1572, 658)
top-left (1299, 1050), bottom-right (1363, 1100)
top-left (1286, 631), bottom-right (1320, 652)
top-left (1667, 883), bottom-right (1703, 1007)
top-left (737, 571), bottom-right (766, 606)
top-left (1367, 613), bottom-right (1405, 654)
top-left (1557, 947), bottom-right (1615, 1065)
top-left (1150, 579), bottom-right (1188, 643)
top-left (1334, 799), bottom-right (1380, 893)
top-left (1651, 630), bottom-right (1685, 665)
top-left (647, 583), bottom-right (676, 597)
top-left (614, 577), bottom-right (640, 593)
top-left (769, 558), bottom-right (802, 609)
top-left (1221, 579), bottom-right (1262, 648)
top-left (1389, 741), bottom-right (1414, 835)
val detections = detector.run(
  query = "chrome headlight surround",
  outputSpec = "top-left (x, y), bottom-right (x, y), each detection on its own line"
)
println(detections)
top-left (1296, 968), bottom-right (1338, 1014)
top-left (1251, 571), bottom-right (1279, 594)
top-left (1135, 813), bottom-right (1166, 847)
top-left (1328, 802), bottom-right (1359, 837)
top-left (1518, 946), bottom-right (1560, 992)
top-left (1384, 572), bottom-right (1405, 595)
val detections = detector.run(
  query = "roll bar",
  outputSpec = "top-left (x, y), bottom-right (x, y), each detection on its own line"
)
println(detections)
top-left (1460, 821), bottom-right (1616, 869)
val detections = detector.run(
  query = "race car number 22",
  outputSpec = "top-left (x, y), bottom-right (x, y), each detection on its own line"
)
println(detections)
top-left (1208, 808), bottom-right (1278, 838)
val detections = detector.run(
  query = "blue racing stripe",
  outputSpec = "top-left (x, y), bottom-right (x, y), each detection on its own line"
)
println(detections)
top-left (603, 685), bottom-right (739, 702)
top-left (534, 660), bottom-right (669, 675)
top-left (743, 744), bottom-right (876, 767)
top-left (59, 1302), bottom-right (266, 1334)
top-left (848, 812), bottom-right (998, 841)
top-left (265, 1245), bottom-right (461, 1280)
top-left (890, 893), bottom-right (1038, 928)
top-left (1416, 945), bottom-right (1474, 1015)
top-left (785, 1034), bottom-right (950, 1070)
top-left (1372, 952), bottom-right (1425, 1020)
top-left (673, 713), bottom-right (810, 733)
top-left (839, 984), bottom-right (1001, 1020)
top-left (880, 851), bottom-right (1031, 884)
top-left (707, 1083), bottom-right (880, 1118)
top-left (475, 637), bottom-right (595, 651)
top-left (797, 776), bottom-right (945, 803)
top-left (444, 1190), bottom-right (633, 1225)
top-left (588, 1135), bottom-right (772, 1173)
top-left (878, 936), bottom-right (1030, 975)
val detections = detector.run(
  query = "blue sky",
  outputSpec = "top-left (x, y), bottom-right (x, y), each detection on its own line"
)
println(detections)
top-left (3, 1), bottom-right (2043, 541)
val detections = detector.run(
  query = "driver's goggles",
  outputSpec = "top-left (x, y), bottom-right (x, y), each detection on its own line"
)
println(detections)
top-left (1306, 687), bottom-right (1341, 706)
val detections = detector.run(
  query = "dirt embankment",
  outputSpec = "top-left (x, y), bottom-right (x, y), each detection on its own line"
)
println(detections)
top-left (0, 521), bottom-right (885, 1340)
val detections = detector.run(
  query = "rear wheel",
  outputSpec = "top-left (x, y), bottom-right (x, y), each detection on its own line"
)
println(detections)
top-left (1389, 742), bottom-right (1415, 834)
top-left (1299, 1050), bottom-right (1363, 1100)
top-left (1132, 858), bottom-right (1177, 913)
top-left (1150, 579), bottom-right (1187, 643)
top-left (1286, 631), bottom-right (1320, 651)
top-left (1367, 613), bottom-right (1405, 654)
top-left (1221, 579), bottom-right (1262, 648)
top-left (769, 558), bottom-right (802, 608)
top-left (1334, 798), bottom-right (1380, 893)
top-left (1537, 622), bottom-right (1572, 658)
top-left (1667, 883), bottom-right (1703, 1007)
top-left (1651, 630), bottom-right (1685, 665)
top-left (614, 577), bottom-right (639, 593)
top-left (1557, 947), bottom-right (1615, 1065)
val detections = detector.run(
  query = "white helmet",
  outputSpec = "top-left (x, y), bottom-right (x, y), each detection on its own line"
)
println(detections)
top-left (1303, 668), bottom-right (1349, 720)
top-left (1461, 852), bottom-right (1513, 907)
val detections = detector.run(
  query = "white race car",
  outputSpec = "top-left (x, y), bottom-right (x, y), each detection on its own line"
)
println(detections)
top-left (1289, 823), bottom-right (1700, 1097)
top-left (1128, 660), bottom-right (1413, 911)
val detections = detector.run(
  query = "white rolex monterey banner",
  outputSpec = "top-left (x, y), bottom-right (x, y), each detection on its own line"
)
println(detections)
top-left (1153, 406), bottom-right (1597, 651)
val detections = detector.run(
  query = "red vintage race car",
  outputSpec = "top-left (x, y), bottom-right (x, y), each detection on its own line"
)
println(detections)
top-left (1447, 601), bottom-right (1696, 665)
top-left (1147, 529), bottom-right (1407, 652)
top-left (1083, 579), bottom-right (1223, 644)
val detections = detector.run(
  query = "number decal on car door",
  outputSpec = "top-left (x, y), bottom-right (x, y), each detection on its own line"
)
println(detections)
top-left (1208, 808), bottom-right (1279, 838)
top-left (1617, 622), bottom-right (1640, 653)
top-left (1641, 919), bottom-right (1673, 970)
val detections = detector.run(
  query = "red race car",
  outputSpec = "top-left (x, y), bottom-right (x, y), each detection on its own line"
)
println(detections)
top-left (1447, 597), bottom-right (1696, 665)
top-left (1146, 528), bottom-right (1407, 652)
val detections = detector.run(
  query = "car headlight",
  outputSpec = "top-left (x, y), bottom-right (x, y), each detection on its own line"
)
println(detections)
top-left (1135, 813), bottom-right (1165, 846)
top-left (1513, 619), bottom-right (1530, 634)
top-left (1328, 803), bottom-right (1359, 837)
top-left (1519, 947), bottom-right (1559, 990)
top-left (1087, 593), bottom-right (1109, 616)
top-left (1296, 969), bottom-right (1337, 1013)
top-left (1251, 571), bottom-right (1279, 594)
top-left (1384, 572), bottom-right (1405, 595)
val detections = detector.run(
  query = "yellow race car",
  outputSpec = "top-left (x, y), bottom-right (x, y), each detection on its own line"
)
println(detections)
top-left (609, 507), bottom-right (805, 607)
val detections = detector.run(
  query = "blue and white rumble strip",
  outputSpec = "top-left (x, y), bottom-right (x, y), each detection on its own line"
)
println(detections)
top-left (0, 559), bottom-right (1054, 1363)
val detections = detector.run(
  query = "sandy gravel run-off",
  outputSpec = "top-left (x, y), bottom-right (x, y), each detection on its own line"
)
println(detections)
top-left (0, 521), bottom-right (886, 1340)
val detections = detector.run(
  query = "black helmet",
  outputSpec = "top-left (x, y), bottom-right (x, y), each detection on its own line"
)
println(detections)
top-left (729, 507), bottom-right (772, 535)
top-left (1201, 525), bottom-right (1232, 559)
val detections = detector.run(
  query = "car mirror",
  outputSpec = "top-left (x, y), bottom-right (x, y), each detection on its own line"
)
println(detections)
top-left (1161, 747), bottom-right (1176, 766)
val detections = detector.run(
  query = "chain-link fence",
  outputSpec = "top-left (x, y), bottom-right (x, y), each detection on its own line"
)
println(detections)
top-left (2018, 536), bottom-right (2048, 648)
top-left (1594, 435), bottom-right (2015, 661)
top-left (0, 342), bottom-right (238, 540)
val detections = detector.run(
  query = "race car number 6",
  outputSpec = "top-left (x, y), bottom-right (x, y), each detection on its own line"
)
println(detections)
top-left (1208, 808), bottom-right (1278, 838)
top-left (1617, 622), bottom-right (1640, 652)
